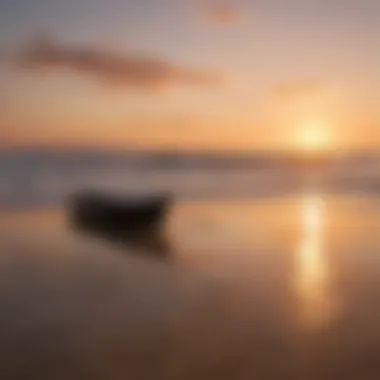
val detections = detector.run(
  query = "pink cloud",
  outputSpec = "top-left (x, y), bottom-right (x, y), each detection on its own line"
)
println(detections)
top-left (12, 36), bottom-right (224, 92)
top-left (201, 1), bottom-right (242, 26)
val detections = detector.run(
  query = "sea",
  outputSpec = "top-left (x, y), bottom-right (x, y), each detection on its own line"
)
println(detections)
top-left (0, 148), bottom-right (379, 208)
top-left (1, 148), bottom-right (380, 379)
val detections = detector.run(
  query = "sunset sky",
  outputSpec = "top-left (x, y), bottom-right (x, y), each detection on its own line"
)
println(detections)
top-left (1, 0), bottom-right (380, 151)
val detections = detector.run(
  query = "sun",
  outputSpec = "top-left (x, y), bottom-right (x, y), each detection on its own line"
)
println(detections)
top-left (295, 122), bottom-right (330, 153)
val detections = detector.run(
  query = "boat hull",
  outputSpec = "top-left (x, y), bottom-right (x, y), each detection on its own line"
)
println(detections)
top-left (68, 192), bottom-right (171, 237)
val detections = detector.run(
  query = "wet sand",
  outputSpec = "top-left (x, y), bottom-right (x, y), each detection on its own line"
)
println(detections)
top-left (0, 196), bottom-right (380, 379)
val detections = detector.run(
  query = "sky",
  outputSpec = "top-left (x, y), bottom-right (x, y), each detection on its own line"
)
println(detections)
top-left (1, 0), bottom-right (380, 152)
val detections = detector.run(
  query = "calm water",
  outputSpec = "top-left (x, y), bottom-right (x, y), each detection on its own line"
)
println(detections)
top-left (1, 194), bottom-right (380, 379)
top-left (1, 149), bottom-right (379, 208)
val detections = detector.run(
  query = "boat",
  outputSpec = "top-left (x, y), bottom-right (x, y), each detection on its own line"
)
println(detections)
top-left (67, 191), bottom-right (172, 237)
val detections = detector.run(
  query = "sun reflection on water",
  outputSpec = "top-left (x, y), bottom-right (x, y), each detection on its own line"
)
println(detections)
top-left (296, 193), bottom-right (330, 329)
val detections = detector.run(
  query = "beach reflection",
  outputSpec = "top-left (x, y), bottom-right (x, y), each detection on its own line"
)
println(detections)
top-left (296, 193), bottom-right (330, 329)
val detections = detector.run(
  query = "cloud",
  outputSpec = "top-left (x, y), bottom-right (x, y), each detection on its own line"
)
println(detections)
top-left (267, 79), bottom-right (343, 131)
top-left (201, 1), bottom-right (242, 26)
top-left (11, 36), bottom-right (224, 92)
top-left (272, 80), bottom-right (337, 104)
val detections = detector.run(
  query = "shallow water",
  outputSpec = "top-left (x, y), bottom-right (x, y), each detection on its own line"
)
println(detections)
top-left (1, 194), bottom-right (380, 379)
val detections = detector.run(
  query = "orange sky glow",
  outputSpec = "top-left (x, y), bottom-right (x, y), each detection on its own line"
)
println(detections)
top-left (1, 0), bottom-right (380, 152)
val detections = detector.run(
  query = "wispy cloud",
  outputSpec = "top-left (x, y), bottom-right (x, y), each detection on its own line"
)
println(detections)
top-left (272, 80), bottom-right (337, 104)
top-left (200, 1), bottom-right (242, 26)
top-left (266, 79), bottom-right (343, 132)
top-left (10, 36), bottom-right (224, 92)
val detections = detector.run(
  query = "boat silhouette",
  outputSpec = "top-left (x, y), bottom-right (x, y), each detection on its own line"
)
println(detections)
top-left (67, 191), bottom-right (172, 258)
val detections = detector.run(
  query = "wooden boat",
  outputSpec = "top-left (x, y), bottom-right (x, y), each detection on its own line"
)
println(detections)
top-left (68, 191), bottom-right (172, 237)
